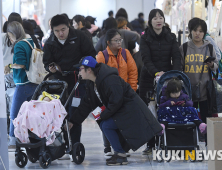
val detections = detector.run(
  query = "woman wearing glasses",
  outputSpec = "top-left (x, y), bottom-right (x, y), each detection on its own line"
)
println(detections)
top-left (139, 9), bottom-right (182, 155)
top-left (96, 28), bottom-right (138, 158)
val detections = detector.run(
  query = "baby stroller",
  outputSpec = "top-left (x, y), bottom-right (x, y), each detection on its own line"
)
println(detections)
top-left (153, 70), bottom-right (204, 162)
top-left (15, 73), bottom-right (85, 169)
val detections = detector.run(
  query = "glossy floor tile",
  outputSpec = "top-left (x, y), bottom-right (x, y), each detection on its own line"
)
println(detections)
top-left (8, 118), bottom-right (208, 170)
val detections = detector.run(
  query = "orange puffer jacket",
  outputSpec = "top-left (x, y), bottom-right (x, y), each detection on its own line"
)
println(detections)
top-left (96, 46), bottom-right (138, 91)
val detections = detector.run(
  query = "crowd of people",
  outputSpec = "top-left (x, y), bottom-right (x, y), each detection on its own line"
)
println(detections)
top-left (3, 7), bottom-right (219, 166)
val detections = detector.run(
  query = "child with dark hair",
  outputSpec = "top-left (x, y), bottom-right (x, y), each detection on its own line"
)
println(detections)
top-left (158, 77), bottom-right (207, 134)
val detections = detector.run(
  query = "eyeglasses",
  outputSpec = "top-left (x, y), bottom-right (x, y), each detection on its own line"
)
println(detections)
top-left (111, 39), bottom-right (123, 43)
top-left (79, 67), bottom-right (84, 71)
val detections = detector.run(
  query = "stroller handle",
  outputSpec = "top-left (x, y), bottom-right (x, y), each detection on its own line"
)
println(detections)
top-left (64, 76), bottom-right (82, 108)
top-left (43, 70), bottom-right (77, 81)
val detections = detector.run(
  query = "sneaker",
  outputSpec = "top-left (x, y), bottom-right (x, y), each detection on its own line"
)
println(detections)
top-left (142, 146), bottom-right (152, 155)
top-left (104, 147), bottom-right (111, 153)
top-left (199, 123), bottom-right (207, 134)
top-left (126, 152), bottom-right (130, 157)
top-left (8, 145), bottom-right (16, 151)
top-left (104, 152), bottom-right (114, 159)
top-left (104, 147), bottom-right (113, 159)
top-left (106, 153), bottom-right (128, 166)
top-left (8, 136), bottom-right (16, 152)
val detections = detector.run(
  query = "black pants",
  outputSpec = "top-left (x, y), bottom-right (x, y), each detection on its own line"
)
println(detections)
top-left (66, 82), bottom-right (86, 146)
top-left (139, 66), bottom-right (155, 106)
top-left (193, 100), bottom-right (209, 123)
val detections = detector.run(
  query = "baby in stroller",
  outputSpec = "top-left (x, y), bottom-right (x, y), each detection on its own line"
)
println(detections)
top-left (13, 91), bottom-right (67, 146)
top-left (158, 77), bottom-right (207, 134)
top-left (13, 79), bottom-right (86, 169)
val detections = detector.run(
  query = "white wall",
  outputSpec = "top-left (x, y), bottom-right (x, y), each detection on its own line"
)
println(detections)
top-left (45, 0), bottom-right (61, 30)
top-left (143, 0), bottom-right (156, 21)
top-left (2, 0), bottom-right (21, 23)
top-left (116, 0), bottom-right (143, 22)
top-left (60, 0), bottom-right (116, 28)
top-left (44, 0), bottom-right (156, 30)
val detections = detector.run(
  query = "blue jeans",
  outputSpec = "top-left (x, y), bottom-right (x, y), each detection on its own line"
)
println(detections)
top-left (9, 83), bottom-right (38, 137)
top-left (100, 118), bottom-right (125, 153)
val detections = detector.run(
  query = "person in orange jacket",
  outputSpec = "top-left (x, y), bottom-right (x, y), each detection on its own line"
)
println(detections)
top-left (96, 29), bottom-right (138, 158)
top-left (96, 29), bottom-right (138, 92)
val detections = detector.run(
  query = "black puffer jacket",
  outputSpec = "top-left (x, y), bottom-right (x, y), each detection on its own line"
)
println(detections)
top-left (43, 28), bottom-right (96, 72)
top-left (43, 28), bottom-right (96, 92)
top-left (70, 64), bottom-right (162, 151)
top-left (140, 26), bottom-right (182, 77)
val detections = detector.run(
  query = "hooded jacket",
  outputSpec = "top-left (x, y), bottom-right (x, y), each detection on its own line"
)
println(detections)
top-left (159, 86), bottom-right (193, 108)
top-left (96, 46), bottom-right (138, 91)
top-left (70, 63), bottom-right (162, 151)
top-left (180, 40), bottom-right (218, 102)
top-left (140, 26), bottom-right (182, 77)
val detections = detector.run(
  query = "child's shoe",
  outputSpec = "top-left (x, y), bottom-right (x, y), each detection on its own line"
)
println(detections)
top-left (199, 123), bottom-right (207, 134)
top-left (158, 124), bottom-right (165, 136)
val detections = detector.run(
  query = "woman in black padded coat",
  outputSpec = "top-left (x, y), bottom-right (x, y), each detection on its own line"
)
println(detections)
top-left (139, 9), bottom-right (182, 154)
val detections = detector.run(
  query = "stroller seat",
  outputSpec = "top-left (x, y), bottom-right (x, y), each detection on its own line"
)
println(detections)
top-left (153, 71), bottom-right (204, 162)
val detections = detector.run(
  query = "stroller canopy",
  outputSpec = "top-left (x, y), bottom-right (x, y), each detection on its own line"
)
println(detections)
top-left (156, 70), bottom-right (192, 104)
top-left (32, 80), bottom-right (68, 105)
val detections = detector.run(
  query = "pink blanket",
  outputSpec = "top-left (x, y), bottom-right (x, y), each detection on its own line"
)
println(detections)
top-left (13, 99), bottom-right (67, 145)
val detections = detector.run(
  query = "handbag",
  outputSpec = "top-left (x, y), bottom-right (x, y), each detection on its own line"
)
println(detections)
top-left (191, 47), bottom-right (208, 101)
top-left (207, 69), bottom-right (222, 114)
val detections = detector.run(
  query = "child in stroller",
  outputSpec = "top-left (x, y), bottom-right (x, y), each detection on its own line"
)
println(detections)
top-left (158, 77), bottom-right (207, 134)
top-left (13, 91), bottom-right (66, 146)
top-left (13, 79), bottom-right (85, 169)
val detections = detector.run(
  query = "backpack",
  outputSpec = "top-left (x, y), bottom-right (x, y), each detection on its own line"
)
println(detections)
top-left (183, 42), bottom-right (213, 68)
top-left (102, 49), bottom-right (127, 64)
top-left (21, 39), bottom-right (48, 84)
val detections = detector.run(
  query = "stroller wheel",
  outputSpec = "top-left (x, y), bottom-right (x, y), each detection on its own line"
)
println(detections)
top-left (28, 155), bottom-right (38, 163)
top-left (39, 153), bottom-right (52, 169)
top-left (72, 142), bottom-right (85, 164)
top-left (15, 152), bottom-right (28, 168)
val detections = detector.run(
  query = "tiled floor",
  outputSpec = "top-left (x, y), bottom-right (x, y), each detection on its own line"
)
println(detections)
top-left (8, 118), bottom-right (208, 170)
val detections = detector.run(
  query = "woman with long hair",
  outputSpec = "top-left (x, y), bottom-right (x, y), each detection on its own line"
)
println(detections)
top-left (5, 21), bottom-right (38, 149)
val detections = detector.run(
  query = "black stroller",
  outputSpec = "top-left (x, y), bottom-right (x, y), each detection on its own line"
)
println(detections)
top-left (153, 70), bottom-right (204, 162)
top-left (15, 73), bottom-right (85, 169)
